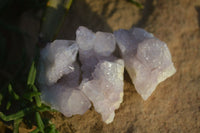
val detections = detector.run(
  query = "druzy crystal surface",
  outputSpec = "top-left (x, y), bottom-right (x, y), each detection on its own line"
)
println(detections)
top-left (76, 26), bottom-right (116, 79)
top-left (114, 27), bottom-right (176, 100)
top-left (38, 40), bottom-right (91, 116)
top-left (81, 59), bottom-right (124, 124)
top-left (41, 84), bottom-right (91, 117)
top-left (76, 26), bottom-right (124, 123)
top-left (38, 40), bottom-right (79, 85)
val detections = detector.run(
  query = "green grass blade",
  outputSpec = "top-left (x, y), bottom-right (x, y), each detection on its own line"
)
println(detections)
top-left (27, 61), bottom-right (37, 86)
top-left (13, 118), bottom-right (22, 133)
top-left (39, 0), bottom-right (73, 42)
top-left (32, 85), bottom-right (42, 107)
top-left (36, 105), bottom-right (53, 112)
top-left (35, 112), bottom-right (44, 133)
top-left (0, 107), bottom-right (33, 121)
top-left (48, 124), bottom-right (57, 133)
top-left (8, 84), bottom-right (20, 100)
top-left (128, 0), bottom-right (143, 9)
top-left (22, 91), bottom-right (41, 102)
top-left (6, 101), bottom-right (11, 110)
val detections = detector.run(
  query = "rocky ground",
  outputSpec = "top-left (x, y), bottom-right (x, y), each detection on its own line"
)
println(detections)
top-left (2, 0), bottom-right (200, 132)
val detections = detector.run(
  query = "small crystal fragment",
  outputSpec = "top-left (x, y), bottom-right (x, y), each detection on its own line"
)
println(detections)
top-left (80, 59), bottom-right (124, 124)
top-left (114, 27), bottom-right (176, 100)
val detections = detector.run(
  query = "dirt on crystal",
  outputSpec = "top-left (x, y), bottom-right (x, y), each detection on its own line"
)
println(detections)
top-left (4, 0), bottom-right (200, 132)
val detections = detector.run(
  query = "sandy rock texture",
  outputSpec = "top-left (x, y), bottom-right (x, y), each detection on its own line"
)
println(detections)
top-left (19, 0), bottom-right (200, 132)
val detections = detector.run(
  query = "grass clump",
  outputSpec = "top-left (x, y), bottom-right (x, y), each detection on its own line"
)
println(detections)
top-left (0, 61), bottom-right (58, 133)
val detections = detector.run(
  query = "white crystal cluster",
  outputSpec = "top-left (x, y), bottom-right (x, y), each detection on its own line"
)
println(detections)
top-left (76, 26), bottom-right (116, 79)
top-left (38, 40), bottom-right (78, 85)
top-left (114, 28), bottom-right (176, 100)
top-left (38, 40), bottom-right (91, 117)
top-left (38, 26), bottom-right (176, 124)
top-left (81, 59), bottom-right (124, 123)
top-left (76, 26), bottom-right (124, 123)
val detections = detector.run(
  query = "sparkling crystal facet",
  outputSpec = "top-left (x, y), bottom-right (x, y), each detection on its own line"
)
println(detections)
top-left (114, 27), bottom-right (176, 100)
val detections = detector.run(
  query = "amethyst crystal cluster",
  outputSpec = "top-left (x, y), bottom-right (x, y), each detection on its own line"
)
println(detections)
top-left (38, 26), bottom-right (176, 124)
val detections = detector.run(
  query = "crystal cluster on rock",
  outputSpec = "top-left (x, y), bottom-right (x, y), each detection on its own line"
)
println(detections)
top-left (38, 26), bottom-right (176, 124)
top-left (114, 27), bottom-right (176, 100)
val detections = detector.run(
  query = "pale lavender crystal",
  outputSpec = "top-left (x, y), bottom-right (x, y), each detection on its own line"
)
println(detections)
top-left (76, 26), bottom-right (124, 123)
top-left (38, 40), bottom-right (91, 117)
top-left (114, 27), bottom-right (176, 100)
top-left (80, 59), bottom-right (124, 124)
top-left (94, 32), bottom-right (116, 56)
top-left (38, 40), bottom-right (79, 85)
top-left (41, 85), bottom-right (91, 117)
top-left (76, 26), bottom-right (116, 79)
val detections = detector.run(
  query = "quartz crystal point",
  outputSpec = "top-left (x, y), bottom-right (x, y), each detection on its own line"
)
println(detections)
top-left (38, 40), bottom-right (79, 85)
top-left (114, 27), bottom-right (176, 100)
top-left (76, 26), bottom-right (116, 79)
top-left (38, 40), bottom-right (91, 116)
top-left (81, 59), bottom-right (124, 124)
